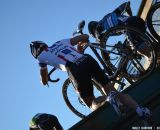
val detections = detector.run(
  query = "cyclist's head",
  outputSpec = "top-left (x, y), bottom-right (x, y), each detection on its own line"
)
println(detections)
top-left (30, 41), bottom-right (48, 59)
top-left (88, 21), bottom-right (98, 37)
top-left (29, 113), bottom-right (50, 130)
top-left (29, 113), bottom-right (59, 130)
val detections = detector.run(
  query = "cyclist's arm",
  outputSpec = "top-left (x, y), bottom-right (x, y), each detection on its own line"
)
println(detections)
top-left (70, 34), bottom-right (89, 46)
top-left (70, 34), bottom-right (89, 53)
top-left (39, 63), bottom-right (48, 86)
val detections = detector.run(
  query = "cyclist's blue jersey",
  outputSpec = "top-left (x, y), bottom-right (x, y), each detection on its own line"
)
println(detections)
top-left (98, 12), bottom-right (129, 32)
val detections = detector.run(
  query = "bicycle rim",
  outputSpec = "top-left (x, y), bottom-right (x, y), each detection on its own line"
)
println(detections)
top-left (147, 2), bottom-right (160, 41)
top-left (100, 25), bottom-right (157, 80)
top-left (62, 78), bottom-right (105, 118)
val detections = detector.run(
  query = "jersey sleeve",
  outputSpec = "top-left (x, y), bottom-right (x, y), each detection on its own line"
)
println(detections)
top-left (37, 53), bottom-right (47, 68)
top-left (39, 62), bottom-right (47, 68)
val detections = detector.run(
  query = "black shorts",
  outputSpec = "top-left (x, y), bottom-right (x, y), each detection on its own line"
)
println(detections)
top-left (66, 54), bottom-right (109, 98)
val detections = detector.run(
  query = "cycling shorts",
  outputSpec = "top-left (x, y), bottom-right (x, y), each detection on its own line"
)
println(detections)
top-left (65, 54), bottom-right (109, 98)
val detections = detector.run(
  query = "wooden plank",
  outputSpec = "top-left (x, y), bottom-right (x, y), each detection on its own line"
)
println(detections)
top-left (137, 0), bottom-right (153, 20)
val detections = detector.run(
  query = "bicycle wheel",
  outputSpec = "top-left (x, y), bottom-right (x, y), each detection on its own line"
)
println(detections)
top-left (62, 78), bottom-right (105, 118)
top-left (100, 25), bottom-right (157, 80)
top-left (147, 2), bottom-right (160, 41)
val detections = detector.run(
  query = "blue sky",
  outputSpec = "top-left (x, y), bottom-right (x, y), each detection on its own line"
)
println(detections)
top-left (0, 0), bottom-right (142, 130)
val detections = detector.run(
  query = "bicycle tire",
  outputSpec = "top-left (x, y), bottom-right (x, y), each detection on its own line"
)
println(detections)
top-left (147, 2), bottom-right (160, 41)
top-left (62, 78), bottom-right (105, 118)
top-left (100, 25), bottom-right (157, 80)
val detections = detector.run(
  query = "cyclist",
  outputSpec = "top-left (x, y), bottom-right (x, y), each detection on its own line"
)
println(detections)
top-left (88, 1), bottom-right (151, 69)
top-left (30, 34), bottom-right (152, 122)
top-left (88, 1), bottom-right (145, 41)
top-left (29, 113), bottom-right (63, 130)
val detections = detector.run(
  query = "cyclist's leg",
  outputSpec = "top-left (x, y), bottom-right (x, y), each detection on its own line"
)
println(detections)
top-left (66, 56), bottom-right (98, 109)
top-left (90, 60), bottom-right (136, 115)
top-left (91, 96), bottom-right (108, 111)
top-left (75, 78), bottom-right (108, 111)
top-left (67, 74), bottom-right (96, 108)
top-left (70, 54), bottom-right (110, 110)
top-left (80, 54), bottom-right (152, 120)
top-left (76, 80), bottom-right (95, 108)
top-left (104, 82), bottom-right (152, 121)
top-left (88, 56), bottom-right (150, 115)
top-left (84, 54), bottom-right (124, 111)
top-left (103, 82), bottom-right (138, 109)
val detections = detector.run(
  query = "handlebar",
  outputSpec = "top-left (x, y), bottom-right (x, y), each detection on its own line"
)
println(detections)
top-left (48, 67), bottom-right (60, 83)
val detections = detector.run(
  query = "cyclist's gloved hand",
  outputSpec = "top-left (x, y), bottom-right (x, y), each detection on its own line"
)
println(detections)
top-left (77, 41), bottom-right (88, 53)
top-left (77, 44), bottom-right (84, 53)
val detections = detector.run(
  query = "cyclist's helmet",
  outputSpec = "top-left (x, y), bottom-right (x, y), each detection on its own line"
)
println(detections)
top-left (29, 113), bottom-right (50, 130)
top-left (29, 113), bottom-right (60, 130)
top-left (29, 113), bottom-right (42, 130)
top-left (30, 41), bottom-right (48, 59)
top-left (88, 21), bottom-right (98, 38)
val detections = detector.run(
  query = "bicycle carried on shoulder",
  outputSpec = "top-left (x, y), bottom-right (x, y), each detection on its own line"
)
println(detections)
top-left (48, 19), bottom-right (157, 118)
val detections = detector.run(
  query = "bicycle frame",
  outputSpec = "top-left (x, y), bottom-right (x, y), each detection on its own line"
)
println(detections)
top-left (85, 42), bottom-right (114, 75)
top-left (84, 41), bottom-right (128, 87)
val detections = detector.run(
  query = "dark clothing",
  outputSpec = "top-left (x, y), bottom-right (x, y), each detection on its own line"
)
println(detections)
top-left (95, 2), bottom-right (146, 40)
top-left (66, 54), bottom-right (109, 98)
top-left (120, 16), bottom-right (146, 32)
top-left (30, 113), bottom-right (63, 130)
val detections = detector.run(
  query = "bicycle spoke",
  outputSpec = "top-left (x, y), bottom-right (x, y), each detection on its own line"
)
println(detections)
top-left (131, 58), bottom-right (145, 73)
top-left (152, 19), bottom-right (160, 22)
top-left (114, 57), bottom-right (121, 67)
